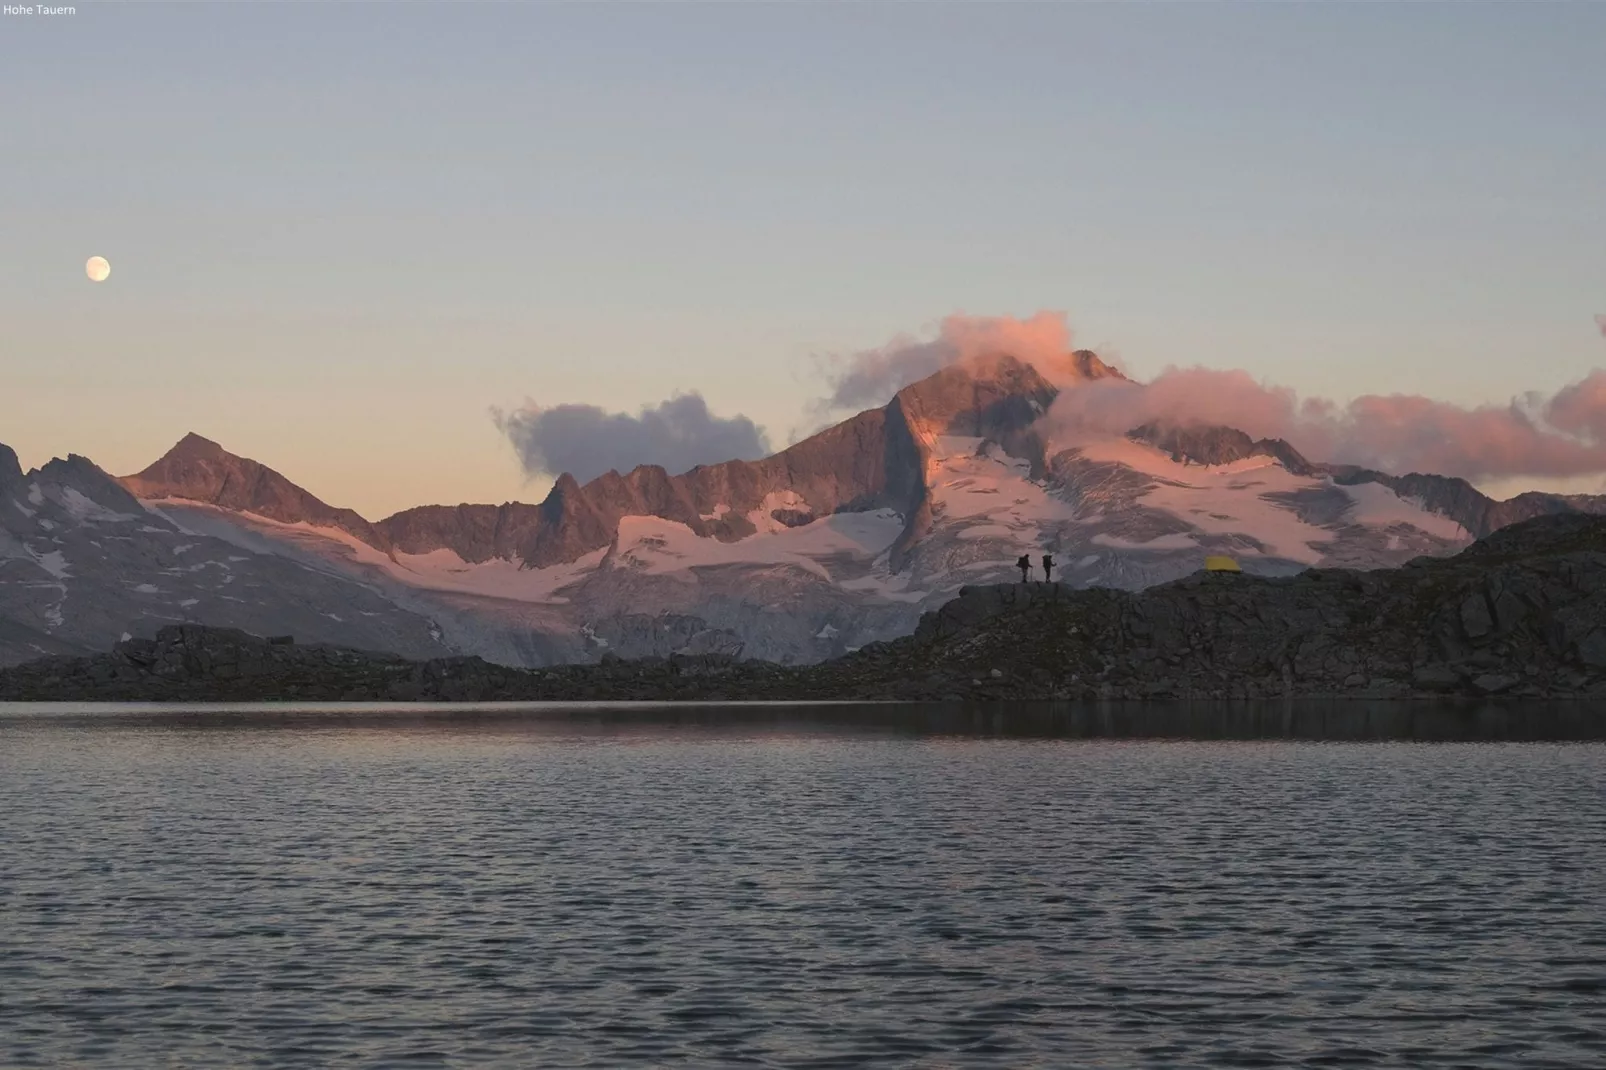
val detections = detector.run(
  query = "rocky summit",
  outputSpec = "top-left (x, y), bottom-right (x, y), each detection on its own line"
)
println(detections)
top-left (4, 512), bottom-right (1605, 703)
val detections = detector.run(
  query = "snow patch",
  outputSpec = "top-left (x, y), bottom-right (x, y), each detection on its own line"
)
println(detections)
top-left (179, 598), bottom-right (199, 608)
top-left (1069, 439), bottom-right (1333, 564)
top-left (26, 484), bottom-right (43, 506)
top-left (1092, 532), bottom-right (1197, 551)
top-left (928, 439), bottom-right (1079, 539)
top-left (12, 499), bottom-right (34, 518)
top-left (612, 508), bottom-right (904, 579)
top-left (32, 550), bottom-right (70, 579)
top-left (143, 503), bottom-right (202, 537)
top-left (151, 500), bottom-right (603, 603)
top-left (1338, 482), bottom-right (1469, 541)
top-left (745, 490), bottom-right (813, 535)
top-left (382, 545), bottom-right (605, 601)
top-left (60, 487), bottom-right (138, 523)
top-left (133, 583), bottom-right (160, 594)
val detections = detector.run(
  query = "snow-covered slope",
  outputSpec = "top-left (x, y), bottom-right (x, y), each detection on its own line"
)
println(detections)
top-left (6, 348), bottom-right (1602, 669)
top-left (0, 448), bottom-right (450, 668)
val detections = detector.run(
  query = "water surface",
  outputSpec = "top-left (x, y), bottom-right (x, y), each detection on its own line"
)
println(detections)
top-left (2, 702), bottom-right (1603, 1067)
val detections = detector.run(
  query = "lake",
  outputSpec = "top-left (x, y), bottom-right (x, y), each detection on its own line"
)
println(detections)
top-left (2, 701), bottom-right (1603, 1068)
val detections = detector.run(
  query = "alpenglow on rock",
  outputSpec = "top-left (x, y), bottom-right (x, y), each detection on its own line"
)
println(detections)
top-left (4, 346), bottom-right (1605, 669)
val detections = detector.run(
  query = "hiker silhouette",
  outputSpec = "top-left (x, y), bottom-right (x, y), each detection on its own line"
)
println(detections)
top-left (1016, 554), bottom-right (1032, 583)
top-left (1042, 553), bottom-right (1055, 584)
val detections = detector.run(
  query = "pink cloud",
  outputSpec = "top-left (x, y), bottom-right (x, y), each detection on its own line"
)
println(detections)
top-left (813, 309), bottom-right (1606, 480)
top-left (1045, 365), bottom-right (1606, 479)
top-left (816, 311), bottom-right (1082, 413)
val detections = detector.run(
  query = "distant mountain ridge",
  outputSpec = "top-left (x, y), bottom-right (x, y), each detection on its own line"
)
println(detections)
top-left (1124, 421), bottom-right (1606, 540)
top-left (5, 345), bottom-right (1606, 669)
top-left (120, 350), bottom-right (1122, 573)
top-left (120, 353), bottom-right (1606, 566)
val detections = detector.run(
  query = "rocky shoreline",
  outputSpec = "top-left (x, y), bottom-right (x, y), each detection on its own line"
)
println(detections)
top-left (4, 513), bottom-right (1605, 704)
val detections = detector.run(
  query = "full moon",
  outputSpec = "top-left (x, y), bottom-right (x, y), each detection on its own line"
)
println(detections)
top-left (86, 256), bottom-right (110, 283)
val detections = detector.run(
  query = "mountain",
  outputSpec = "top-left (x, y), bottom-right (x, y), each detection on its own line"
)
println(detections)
top-left (122, 431), bottom-right (392, 550)
top-left (9, 511), bottom-right (1606, 703)
top-left (0, 446), bottom-right (448, 668)
top-left (1124, 422), bottom-right (1606, 539)
top-left (5, 346), bottom-right (1605, 668)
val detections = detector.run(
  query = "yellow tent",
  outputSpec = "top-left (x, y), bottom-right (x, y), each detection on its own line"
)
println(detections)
top-left (1204, 555), bottom-right (1241, 572)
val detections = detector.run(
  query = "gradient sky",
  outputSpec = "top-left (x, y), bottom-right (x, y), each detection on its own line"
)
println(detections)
top-left (4, 2), bottom-right (1603, 518)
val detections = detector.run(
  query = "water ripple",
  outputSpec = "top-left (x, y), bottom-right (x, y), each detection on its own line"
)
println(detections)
top-left (0, 710), bottom-right (1603, 1067)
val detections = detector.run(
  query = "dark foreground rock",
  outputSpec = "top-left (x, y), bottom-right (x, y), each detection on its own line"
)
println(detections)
top-left (5, 513), bottom-right (1606, 703)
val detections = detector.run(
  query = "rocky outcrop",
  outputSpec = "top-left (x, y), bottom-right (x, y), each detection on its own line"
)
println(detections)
top-left (886, 512), bottom-right (1606, 700)
top-left (0, 444), bottom-right (24, 489)
top-left (1127, 423), bottom-right (1316, 475)
top-left (6, 513), bottom-right (1606, 703)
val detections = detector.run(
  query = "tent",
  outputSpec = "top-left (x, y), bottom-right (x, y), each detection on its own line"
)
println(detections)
top-left (1204, 555), bottom-right (1242, 572)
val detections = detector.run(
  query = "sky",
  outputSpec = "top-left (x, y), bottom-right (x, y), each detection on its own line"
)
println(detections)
top-left (3, 2), bottom-right (1603, 518)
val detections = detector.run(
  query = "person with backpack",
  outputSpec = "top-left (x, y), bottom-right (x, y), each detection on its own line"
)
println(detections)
top-left (1016, 554), bottom-right (1032, 583)
top-left (1042, 553), bottom-right (1055, 584)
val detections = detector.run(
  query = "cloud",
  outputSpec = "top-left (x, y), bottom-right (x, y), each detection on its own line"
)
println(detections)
top-left (814, 311), bottom-right (1083, 414)
top-left (1042, 365), bottom-right (1606, 480)
top-left (495, 393), bottom-right (771, 483)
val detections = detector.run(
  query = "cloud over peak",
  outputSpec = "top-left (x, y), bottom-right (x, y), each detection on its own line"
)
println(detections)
top-left (806, 308), bottom-right (1606, 482)
top-left (814, 311), bottom-right (1090, 414)
top-left (498, 311), bottom-right (1606, 489)
top-left (1042, 365), bottom-right (1606, 482)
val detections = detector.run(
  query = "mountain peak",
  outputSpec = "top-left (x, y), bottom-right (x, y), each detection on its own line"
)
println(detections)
top-left (120, 435), bottom-right (390, 549)
top-left (0, 442), bottom-right (22, 487)
top-left (1069, 349), bottom-right (1125, 381)
top-left (893, 353), bottom-right (1059, 439)
top-left (171, 431), bottom-right (227, 456)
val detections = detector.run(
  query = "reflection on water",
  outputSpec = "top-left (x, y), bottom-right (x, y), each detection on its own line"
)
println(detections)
top-left (2, 702), bottom-right (1603, 1068)
top-left (2, 697), bottom-right (1603, 741)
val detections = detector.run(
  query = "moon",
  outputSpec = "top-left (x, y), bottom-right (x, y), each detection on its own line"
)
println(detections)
top-left (86, 256), bottom-right (110, 283)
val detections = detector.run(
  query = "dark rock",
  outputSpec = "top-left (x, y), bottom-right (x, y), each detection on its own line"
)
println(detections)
top-left (1460, 593), bottom-right (1493, 640)
top-left (1473, 673), bottom-right (1519, 694)
top-left (1578, 629), bottom-right (1606, 669)
top-left (1412, 664), bottom-right (1460, 691)
top-left (769, 508), bottom-right (816, 528)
